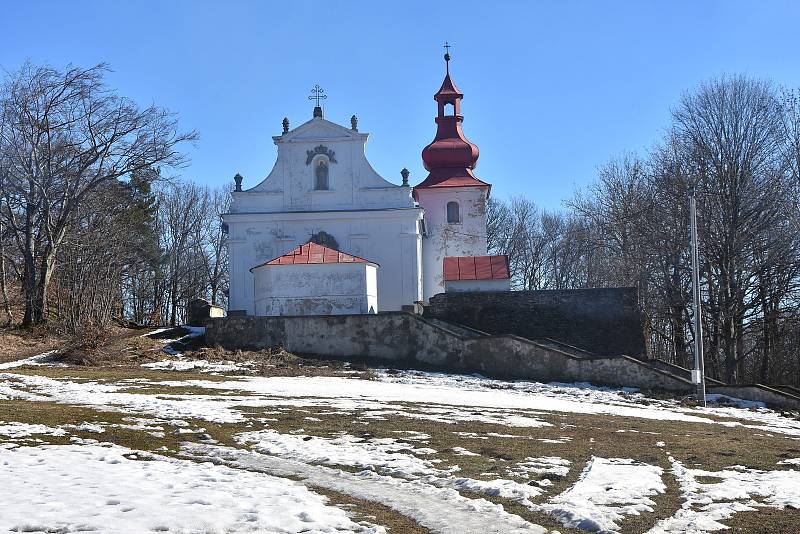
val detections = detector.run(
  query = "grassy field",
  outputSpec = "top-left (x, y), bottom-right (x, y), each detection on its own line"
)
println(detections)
top-left (1, 328), bottom-right (799, 533)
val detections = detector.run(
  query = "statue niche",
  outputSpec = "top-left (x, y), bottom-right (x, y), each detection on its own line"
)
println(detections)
top-left (314, 158), bottom-right (329, 190)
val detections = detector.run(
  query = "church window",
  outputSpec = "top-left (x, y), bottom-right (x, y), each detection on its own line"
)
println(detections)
top-left (446, 201), bottom-right (460, 223)
top-left (444, 102), bottom-right (455, 116)
top-left (314, 158), bottom-right (329, 190)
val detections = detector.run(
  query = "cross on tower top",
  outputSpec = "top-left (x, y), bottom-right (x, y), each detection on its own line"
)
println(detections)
top-left (443, 42), bottom-right (452, 73)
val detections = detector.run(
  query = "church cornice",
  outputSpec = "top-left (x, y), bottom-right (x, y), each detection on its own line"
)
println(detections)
top-left (273, 117), bottom-right (368, 145)
top-left (222, 206), bottom-right (424, 221)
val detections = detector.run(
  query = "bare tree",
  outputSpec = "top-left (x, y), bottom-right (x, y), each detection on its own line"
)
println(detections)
top-left (202, 186), bottom-right (230, 307)
top-left (158, 182), bottom-right (209, 325)
top-left (673, 75), bottom-right (787, 382)
top-left (0, 63), bottom-right (196, 326)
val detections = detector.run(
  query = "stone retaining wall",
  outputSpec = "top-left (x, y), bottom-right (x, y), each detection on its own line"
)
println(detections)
top-left (424, 288), bottom-right (647, 358)
top-left (205, 312), bottom-right (691, 393)
top-left (205, 313), bottom-right (462, 366)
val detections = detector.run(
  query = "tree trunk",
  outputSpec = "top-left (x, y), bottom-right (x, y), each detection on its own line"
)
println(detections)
top-left (22, 249), bottom-right (37, 327)
top-left (759, 304), bottom-right (773, 384)
top-left (0, 219), bottom-right (12, 326)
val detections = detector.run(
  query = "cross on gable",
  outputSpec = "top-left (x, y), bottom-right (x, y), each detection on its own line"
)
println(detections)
top-left (308, 84), bottom-right (327, 107)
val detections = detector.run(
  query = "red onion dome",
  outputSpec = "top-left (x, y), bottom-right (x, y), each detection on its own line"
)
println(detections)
top-left (414, 53), bottom-right (490, 198)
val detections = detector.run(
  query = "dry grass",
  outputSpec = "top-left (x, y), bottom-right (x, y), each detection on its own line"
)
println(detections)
top-left (0, 323), bottom-right (376, 380)
top-left (0, 325), bottom-right (62, 363)
top-left (0, 323), bottom-right (165, 365)
top-left (221, 400), bottom-right (800, 534)
top-left (185, 345), bottom-right (377, 379)
top-left (3, 331), bottom-right (800, 532)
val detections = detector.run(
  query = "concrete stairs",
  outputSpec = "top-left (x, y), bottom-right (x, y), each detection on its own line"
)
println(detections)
top-left (430, 317), bottom-right (800, 411)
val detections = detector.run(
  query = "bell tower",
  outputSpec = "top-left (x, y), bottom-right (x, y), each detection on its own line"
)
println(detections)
top-left (414, 45), bottom-right (491, 300)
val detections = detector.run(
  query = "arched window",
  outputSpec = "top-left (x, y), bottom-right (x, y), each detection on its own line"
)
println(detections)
top-left (444, 102), bottom-right (455, 116)
top-left (446, 201), bottom-right (460, 223)
top-left (314, 158), bottom-right (329, 190)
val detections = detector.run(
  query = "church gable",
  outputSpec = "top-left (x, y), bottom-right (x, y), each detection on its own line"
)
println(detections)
top-left (237, 113), bottom-right (414, 212)
top-left (280, 117), bottom-right (361, 142)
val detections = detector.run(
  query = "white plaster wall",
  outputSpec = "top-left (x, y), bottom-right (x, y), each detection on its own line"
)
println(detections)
top-left (444, 279), bottom-right (510, 292)
top-left (224, 114), bottom-right (424, 315)
top-left (253, 263), bottom-right (377, 316)
top-left (417, 187), bottom-right (489, 301)
top-left (227, 209), bottom-right (422, 314)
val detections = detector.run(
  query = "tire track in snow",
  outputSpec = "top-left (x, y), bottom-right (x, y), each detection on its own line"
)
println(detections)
top-left (181, 442), bottom-right (548, 534)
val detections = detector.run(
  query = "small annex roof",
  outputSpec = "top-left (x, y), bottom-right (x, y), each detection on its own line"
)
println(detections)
top-left (443, 255), bottom-right (510, 282)
top-left (251, 242), bottom-right (377, 272)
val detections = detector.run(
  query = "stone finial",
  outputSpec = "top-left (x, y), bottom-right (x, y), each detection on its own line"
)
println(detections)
top-left (313, 106), bottom-right (323, 118)
top-left (233, 172), bottom-right (243, 192)
top-left (282, 117), bottom-right (289, 134)
top-left (400, 168), bottom-right (410, 186)
top-left (351, 115), bottom-right (358, 131)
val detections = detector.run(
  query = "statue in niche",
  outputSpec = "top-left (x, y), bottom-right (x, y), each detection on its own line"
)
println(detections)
top-left (315, 158), bottom-right (329, 190)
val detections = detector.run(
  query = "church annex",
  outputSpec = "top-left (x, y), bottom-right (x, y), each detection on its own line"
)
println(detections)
top-left (224, 52), bottom-right (506, 316)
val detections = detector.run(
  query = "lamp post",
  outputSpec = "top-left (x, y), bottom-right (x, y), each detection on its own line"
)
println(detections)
top-left (689, 185), bottom-right (706, 406)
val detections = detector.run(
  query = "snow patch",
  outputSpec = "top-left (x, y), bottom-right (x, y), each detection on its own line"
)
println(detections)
top-left (442, 477), bottom-right (545, 505)
top-left (507, 457), bottom-right (571, 479)
top-left (236, 429), bottom-right (444, 477)
top-left (646, 456), bottom-right (800, 533)
top-left (538, 457), bottom-right (665, 533)
top-left (705, 394), bottom-right (766, 409)
top-left (0, 350), bottom-right (62, 370)
top-left (0, 422), bottom-right (67, 439)
top-left (63, 422), bottom-right (106, 434)
top-left (142, 359), bottom-right (246, 373)
top-left (0, 443), bottom-right (381, 533)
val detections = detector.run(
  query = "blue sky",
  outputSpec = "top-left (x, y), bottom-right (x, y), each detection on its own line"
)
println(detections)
top-left (2, 1), bottom-right (799, 209)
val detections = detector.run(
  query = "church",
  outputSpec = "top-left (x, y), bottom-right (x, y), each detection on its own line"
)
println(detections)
top-left (224, 52), bottom-right (510, 316)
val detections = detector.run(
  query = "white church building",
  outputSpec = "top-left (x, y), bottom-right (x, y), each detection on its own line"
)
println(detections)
top-left (224, 53), bottom-right (509, 316)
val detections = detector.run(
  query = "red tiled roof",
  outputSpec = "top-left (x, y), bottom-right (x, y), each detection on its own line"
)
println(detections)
top-left (443, 255), bottom-right (510, 282)
top-left (413, 171), bottom-right (491, 197)
top-left (251, 242), bottom-right (376, 271)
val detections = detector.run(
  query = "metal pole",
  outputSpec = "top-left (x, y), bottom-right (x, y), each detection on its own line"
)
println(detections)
top-left (689, 186), bottom-right (707, 406)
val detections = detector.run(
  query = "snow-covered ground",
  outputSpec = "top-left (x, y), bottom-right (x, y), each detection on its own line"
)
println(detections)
top-left (1, 363), bottom-right (799, 533)
top-left (0, 443), bottom-right (382, 533)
